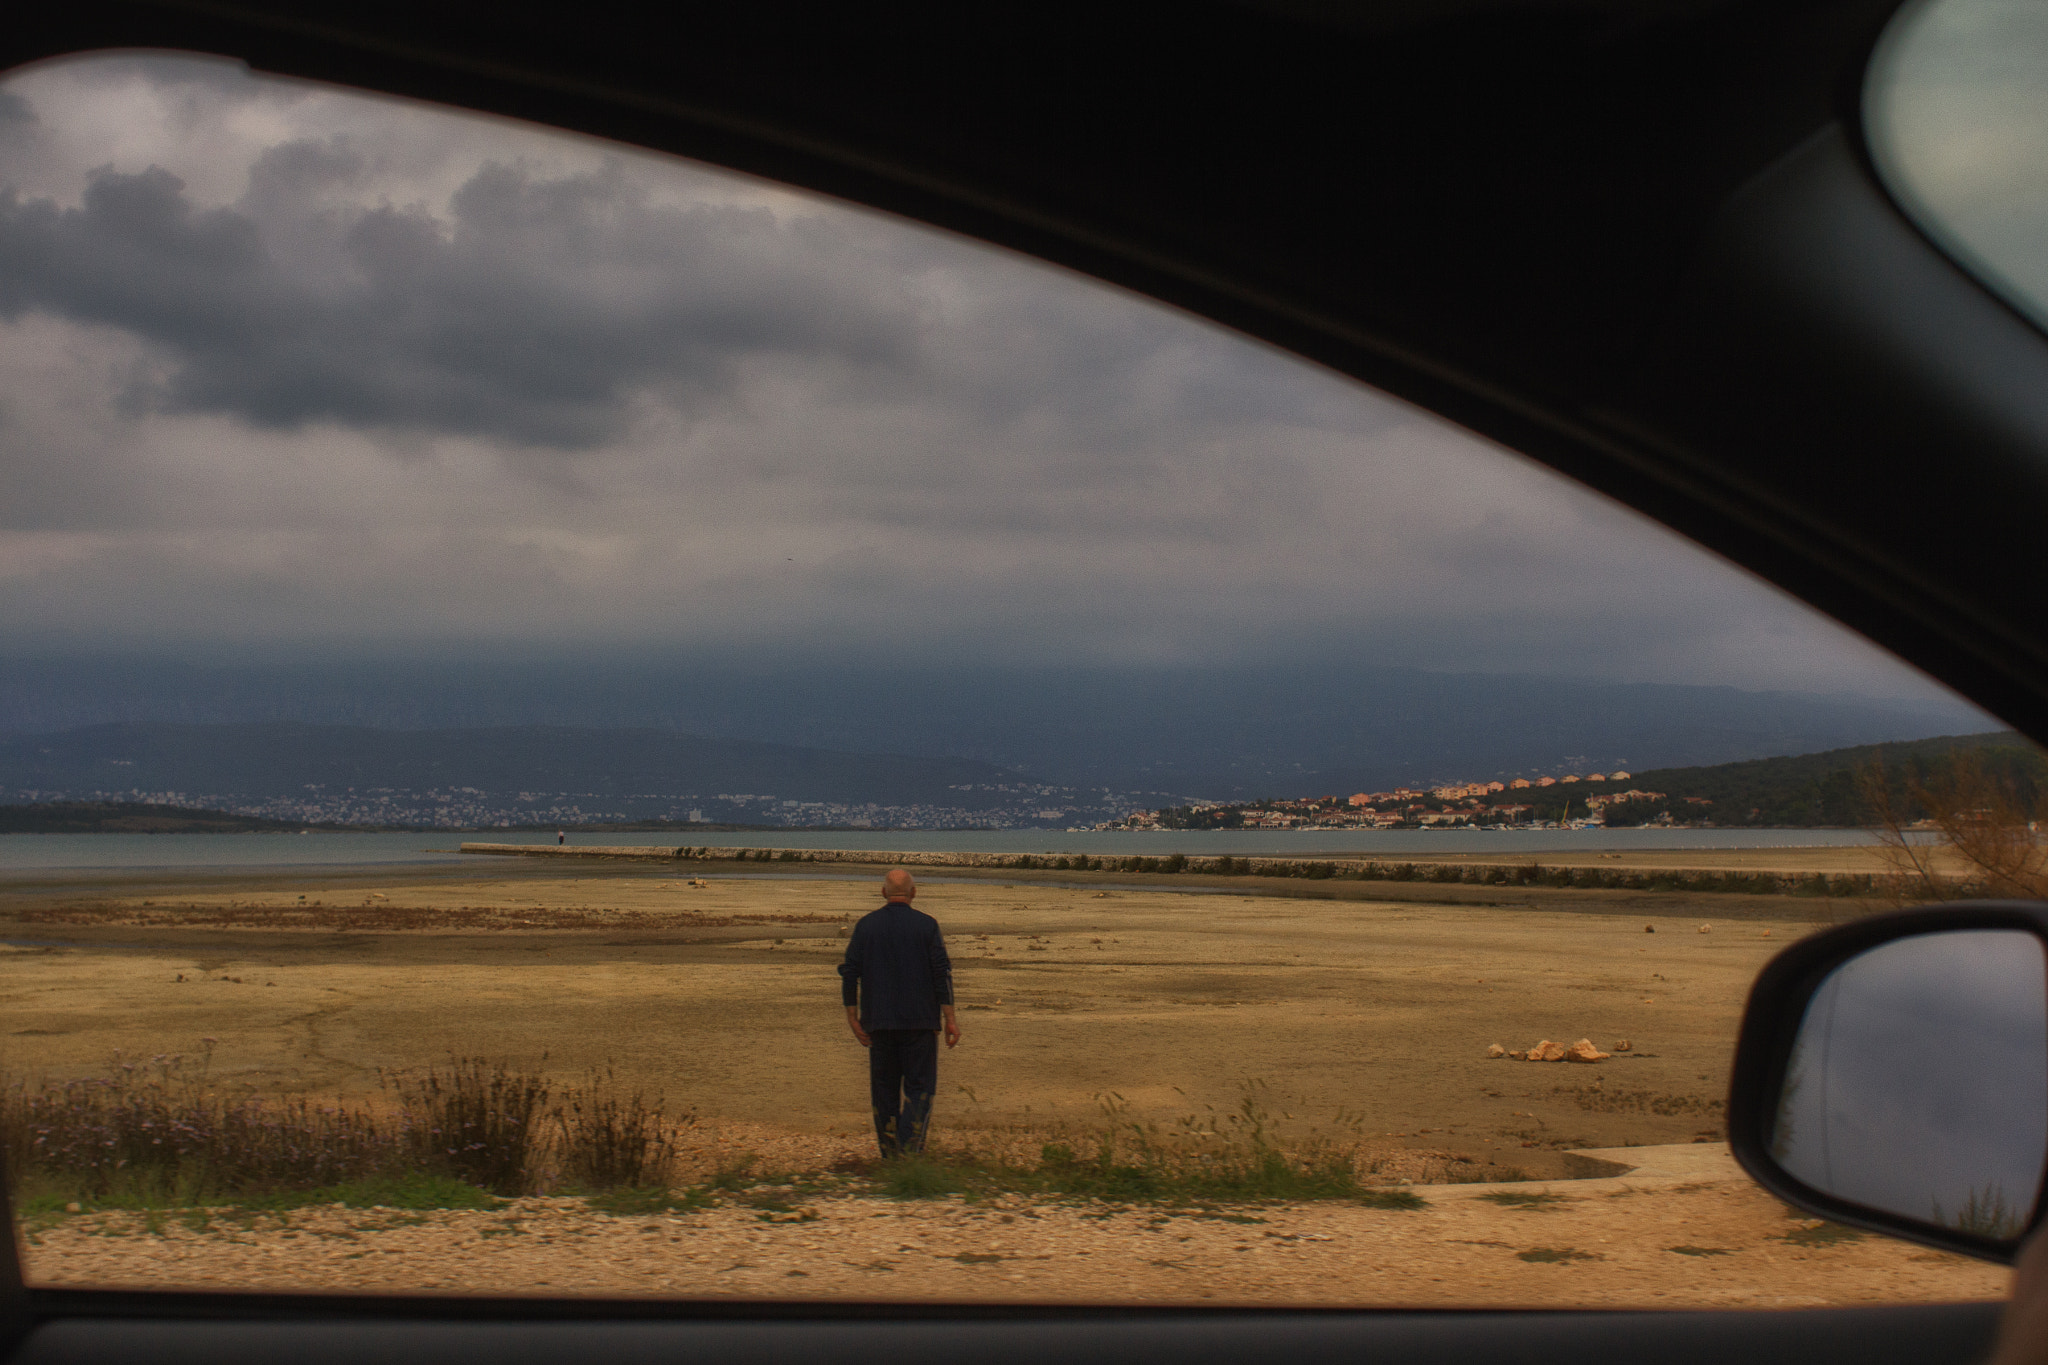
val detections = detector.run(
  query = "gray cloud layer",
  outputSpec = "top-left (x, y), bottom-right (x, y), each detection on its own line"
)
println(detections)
top-left (0, 52), bottom-right (1982, 710)
top-left (1, 150), bottom-right (921, 448)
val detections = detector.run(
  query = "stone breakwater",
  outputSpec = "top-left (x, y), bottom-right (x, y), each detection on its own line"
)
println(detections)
top-left (457, 842), bottom-right (1891, 898)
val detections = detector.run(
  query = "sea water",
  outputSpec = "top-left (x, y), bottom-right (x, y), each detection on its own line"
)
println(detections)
top-left (0, 825), bottom-right (1902, 874)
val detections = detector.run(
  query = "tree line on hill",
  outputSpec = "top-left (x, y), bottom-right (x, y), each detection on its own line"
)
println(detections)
top-left (1553, 731), bottom-right (2041, 828)
top-left (1149, 731), bottom-right (2041, 830)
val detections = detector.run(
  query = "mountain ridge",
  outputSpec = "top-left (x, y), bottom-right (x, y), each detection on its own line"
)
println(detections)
top-left (0, 657), bottom-right (1989, 799)
top-left (0, 722), bottom-right (1054, 827)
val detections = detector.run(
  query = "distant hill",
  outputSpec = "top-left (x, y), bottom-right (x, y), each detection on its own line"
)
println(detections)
top-left (0, 722), bottom-right (1026, 808)
top-left (0, 801), bottom-right (313, 834)
top-left (0, 656), bottom-right (1992, 798)
top-left (1517, 731), bottom-right (2042, 826)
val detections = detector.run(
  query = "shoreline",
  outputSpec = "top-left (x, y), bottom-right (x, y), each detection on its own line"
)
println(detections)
top-left (460, 840), bottom-right (1926, 899)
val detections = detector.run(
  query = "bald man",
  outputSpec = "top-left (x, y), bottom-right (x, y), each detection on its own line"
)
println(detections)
top-left (838, 868), bottom-right (960, 1158)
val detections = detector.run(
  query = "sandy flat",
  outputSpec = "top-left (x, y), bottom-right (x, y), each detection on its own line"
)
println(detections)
top-left (1386, 845), bottom-right (1946, 875)
top-left (0, 866), bottom-right (1997, 1308)
top-left (0, 872), bottom-right (1812, 1151)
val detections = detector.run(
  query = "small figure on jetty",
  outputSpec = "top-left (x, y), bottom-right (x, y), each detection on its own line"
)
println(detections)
top-left (557, 830), bottom-right (565, 845)
top-left (838, 867), bottom-right (960, 1157)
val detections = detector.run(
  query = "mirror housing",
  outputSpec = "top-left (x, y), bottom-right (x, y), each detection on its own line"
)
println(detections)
top-left (1730, 900), bottom-right (2048, 1263)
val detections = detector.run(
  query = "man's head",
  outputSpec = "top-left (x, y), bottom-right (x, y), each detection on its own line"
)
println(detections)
top-left (882, 868), bottom-right (917, 903)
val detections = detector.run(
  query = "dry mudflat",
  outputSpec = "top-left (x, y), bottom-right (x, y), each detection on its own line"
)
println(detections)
top-left (0, 857), bottom-right (2004, 1307)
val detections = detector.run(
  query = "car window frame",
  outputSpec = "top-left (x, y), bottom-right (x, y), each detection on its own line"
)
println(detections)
top-left (3, 0), bottom-right (2046, 1347)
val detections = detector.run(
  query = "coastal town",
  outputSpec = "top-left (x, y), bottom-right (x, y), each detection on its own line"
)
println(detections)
top-left (14, 781), bottom-right (1157, 833)
top-left (1098, 771), bottom-right (1710, 832)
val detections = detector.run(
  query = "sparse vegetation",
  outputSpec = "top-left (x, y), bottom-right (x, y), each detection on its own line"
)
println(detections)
top-left (1517, 1246), bottom-right (1601, 1263)
top-left (2, 1050), bottom-right (690, 1209)
top-left (852, 1086), bottom-right (1427, 1208)
top-left (384, 1057), bottom-right (550, 1195)
top-left (1863, 746), bottom-right (2048, 902)
top-left (4, 1057), bottom-right (1433, 1220)
top-left (1778, 1221), bottom-right (1866, 1248)
top-left (583, 1185), bottom-right (713, 1215)
top-left (1478, 1189), bottom-right (1570, 1209)
top-left (1936, 1183), bottom-right (2028, 1240)
top-left (875, 1154), bottom-right (973, 1200)
top-left (671, 847), bottom-right (1896, 896)
top-left (552, 1064), bottom-right (685, 1192)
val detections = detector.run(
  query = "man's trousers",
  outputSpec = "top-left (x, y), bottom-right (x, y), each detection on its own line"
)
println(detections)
top-left (867, 1028), bottom-right (938, 1157)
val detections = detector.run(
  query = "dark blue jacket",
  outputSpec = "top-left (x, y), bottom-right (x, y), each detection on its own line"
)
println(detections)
top-left (839, 900), bottom-right (953, 1031)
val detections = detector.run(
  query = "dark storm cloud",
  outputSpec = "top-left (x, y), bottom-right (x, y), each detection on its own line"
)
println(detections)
top-left (0, 52), bottom-right (1987, 712)
top-left (0, 152), bottom-right (920, 449)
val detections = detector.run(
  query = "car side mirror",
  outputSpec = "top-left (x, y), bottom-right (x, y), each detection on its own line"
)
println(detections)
top-left (1729, 901), bottom-right (2048, 1263)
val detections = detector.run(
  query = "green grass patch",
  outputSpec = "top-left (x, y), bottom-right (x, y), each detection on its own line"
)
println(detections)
top-left (851, 1146), bottom-right (1428, 1210)
top-left (15, 1171), bottom-right (491, 1222)
top-left (584, 1185), bottom-right (712, 1216)
top-left (875, 1154), bottom-right (975, 1200)
top-left (13, 1190), bottom-right (86, 1228)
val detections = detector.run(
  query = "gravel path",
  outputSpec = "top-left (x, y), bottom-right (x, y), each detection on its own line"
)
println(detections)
top-left (19, 1148), bottom-right (2007, 1309)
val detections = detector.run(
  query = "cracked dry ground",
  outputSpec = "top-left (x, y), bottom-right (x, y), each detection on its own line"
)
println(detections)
top-left (20, 1159), bottom-right (2008, 1308)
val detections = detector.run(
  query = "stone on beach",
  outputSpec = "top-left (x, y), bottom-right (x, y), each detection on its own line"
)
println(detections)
top-left (1486, 1043), bottom-right (1506, 1058)
top-left (1565, 1038), bottom-right (1610, 1063)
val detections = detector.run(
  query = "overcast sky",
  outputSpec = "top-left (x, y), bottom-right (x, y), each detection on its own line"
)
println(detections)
top-left (0, 51), bottom-right (1981, 706)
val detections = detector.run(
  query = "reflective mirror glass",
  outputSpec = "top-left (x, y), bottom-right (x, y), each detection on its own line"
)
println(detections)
top-left (1776, 928), bottom-right (2048, 1239)
top-left (1867, 0), bottom-right (2048, 333)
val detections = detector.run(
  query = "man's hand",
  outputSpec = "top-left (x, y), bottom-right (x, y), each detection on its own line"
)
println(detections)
top-left (943, 1005), bottom-right (961, 1049)
top-left (846, 1005), bottom-right (870, 1047)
